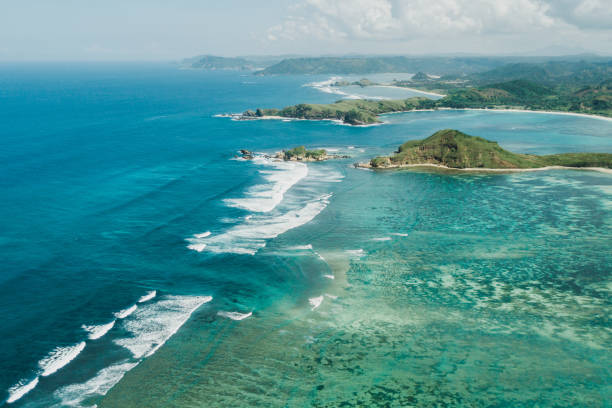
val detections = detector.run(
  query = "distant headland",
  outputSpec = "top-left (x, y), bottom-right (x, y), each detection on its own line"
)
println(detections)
top-left (229, 58), bottom-right (612, 123)
top-left (356, 129), bottom-right (612, 172)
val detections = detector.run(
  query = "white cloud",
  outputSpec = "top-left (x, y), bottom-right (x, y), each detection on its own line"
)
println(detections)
top-left (268, 0), bottom-right (559, 42)
top-left (548, 0), bottom-right (612, 29)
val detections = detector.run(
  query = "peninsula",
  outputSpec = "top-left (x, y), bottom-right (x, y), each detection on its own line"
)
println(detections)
top-left (240, 77), bottom-right (612, 125)
top-left (240, 59), bottom-right (612, 123)
top-left (358, 129), bottom-right (612, 171)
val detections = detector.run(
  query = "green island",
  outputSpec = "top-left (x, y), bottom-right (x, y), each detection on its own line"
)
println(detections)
top-left (241, 60), bottom-right (612, 124)
top-left (359, 129), bottom-right (612, 170)
top-left (238, 147), bottom-right (348, 162)
top-left (241, 98), bottom-right (432, 125)
top-left (281, 146), bottom-right (327, 161)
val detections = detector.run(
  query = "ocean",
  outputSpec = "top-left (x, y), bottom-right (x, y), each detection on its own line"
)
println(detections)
top-left (0, 63), bottom-right (610, 407)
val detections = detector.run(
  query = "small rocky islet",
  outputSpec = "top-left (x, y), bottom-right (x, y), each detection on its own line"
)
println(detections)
top-left (238, 146), bottom-right (350, 162)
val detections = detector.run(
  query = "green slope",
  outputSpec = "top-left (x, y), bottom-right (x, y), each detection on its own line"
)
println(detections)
top-left (254, 98), bottom-right (433, 125)
top-left (369, 129), bottom-right (612, 169)
top-left (247, 76), bottom-right (612, 123)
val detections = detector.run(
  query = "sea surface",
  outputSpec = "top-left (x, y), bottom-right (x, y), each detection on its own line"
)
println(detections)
top-left (0, 63), bottom-right (610, 407)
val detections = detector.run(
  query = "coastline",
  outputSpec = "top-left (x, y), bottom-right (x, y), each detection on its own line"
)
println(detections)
top-left (359, 162), bottom-right (612, 174)
top-left (222, 113), bottom-right (383, 127)
top-left (450, 108), bottom-right (612, 123)
top-left (376, 84), bottom-right (446, 98)
top-left (381, 107), bottom-right (612, 122)
top-left (219, 106), bottom-right (612, 127)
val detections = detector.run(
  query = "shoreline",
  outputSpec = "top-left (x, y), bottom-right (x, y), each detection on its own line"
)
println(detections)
top-left (221, 113), bottom-right (383, 127)
top-left (219, 106), bottom-right (612, 127)
top-left (375, 84), bottom-right (446, 98)
top-left (380, 107), bottom-right (612, 123)
top-left (358, 162), bottom-right (612, 174)
top-left (450, 108), bottom-right (612, 122)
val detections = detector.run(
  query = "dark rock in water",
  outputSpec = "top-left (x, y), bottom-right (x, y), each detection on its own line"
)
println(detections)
top-left (239, 149), bottom-right (254, 160)
top-left (243, 110), bottom-right (256, 117)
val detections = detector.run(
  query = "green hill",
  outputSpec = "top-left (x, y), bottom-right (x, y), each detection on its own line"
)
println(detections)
top-left (469, 61), bottom-right (612, 87)
top-left (369, 129), bottom-right (612, 169)
top-left (251, 98), bottom-right (433, 125)
top-left (256, 57), bottom-right (517, 76)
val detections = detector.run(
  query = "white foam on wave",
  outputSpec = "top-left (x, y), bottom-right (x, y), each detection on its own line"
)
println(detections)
top-left (114, 304), bottom-right (137, 319)
top-left (54, 361), bottom-right (138, 407)
top-left (188, 193), bottom-right (331, 255)
top-left (114, 295), bottom-right (212, 359)
top-left (39, 342), bottom-right (86, 377)
top-left (188, 158), bottom-right (344, 256)
top-left (287, 244), bottom-right (313, 250)
top-left (346, 249), bottom-right (365, 258)
top-left (187, 242), bottom-right (207, 252)
top-left (323, 274), bottom-right (335, 280)
top-left (52, 295), bottom-right (211, 407)
top-left (6, 377), bottom-right (39, 404)
top-left (217, 311), bottom-right (253, 321)
top-left (82, 320), bottom-right (116, 340)
top-left (306, 77), bottom-right (378, 100)
top-left (372, 237), bottom-right (392, 241)
top-left (314, 251), bottom-right (326, 261)
top-left (306, 77), bottom-right (347, 96)
top-left (309, 296), bottom-right (324, 311)
top-left (194, 231), bottom-right (211, 239)
top-left (392, 233), bottom-right (409, 237)
top-left (224, 157), bottom-right (308, 213)
top-left (307, 166), bottom-right (345, 183)
top-left (138, 290), bottom-right (157, 303)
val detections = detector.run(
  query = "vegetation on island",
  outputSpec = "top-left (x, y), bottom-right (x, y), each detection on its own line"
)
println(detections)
top-left (367, 129), bottom-right (612, 169)
top-left (242, 98), bottom-right (432, 125)
top-left (282, 146), bottom-right (327, 161)
top-left (238, 147), bottom-right (348, 162)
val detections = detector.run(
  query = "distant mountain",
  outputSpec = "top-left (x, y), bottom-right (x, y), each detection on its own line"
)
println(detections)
top-left (469, 60), bottom-right (612, 86)
top-left (182, 55), bottom-right (287, 71)
top-left (256, 56), bottom-right (513, 76)
top-left (255, 55), bottom-right (610, 76)
top-left (181, 55), bottom-right (257, 71)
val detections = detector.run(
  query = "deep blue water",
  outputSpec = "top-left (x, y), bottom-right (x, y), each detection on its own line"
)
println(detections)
top-left (0, 63), bottom-right (610, 407)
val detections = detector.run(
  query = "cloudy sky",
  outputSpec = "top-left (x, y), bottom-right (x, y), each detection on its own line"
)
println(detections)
top-left (1, 0), bottom-right (611, 61)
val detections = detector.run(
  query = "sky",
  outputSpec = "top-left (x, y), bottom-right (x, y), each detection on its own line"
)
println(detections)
top-left (0, 0), bottom-right (611, 61)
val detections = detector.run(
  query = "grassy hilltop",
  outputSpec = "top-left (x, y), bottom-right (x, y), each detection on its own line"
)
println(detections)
top-left (368, 129), bottom-right (612, 169)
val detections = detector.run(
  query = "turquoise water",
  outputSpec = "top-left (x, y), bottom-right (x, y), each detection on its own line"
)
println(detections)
top-left (0, 64), bottom-right (610, 407)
